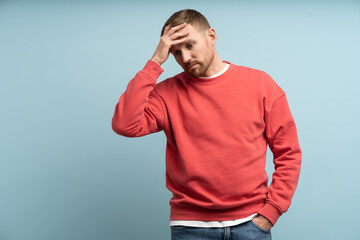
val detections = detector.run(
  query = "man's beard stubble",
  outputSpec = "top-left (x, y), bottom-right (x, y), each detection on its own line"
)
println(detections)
top-left (186, 51), bottom-right (214, 78)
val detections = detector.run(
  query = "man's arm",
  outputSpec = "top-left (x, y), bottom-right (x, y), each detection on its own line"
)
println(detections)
top-left (111, 23), bottom-right (189, 137)
top-left (111, 60), bottom-right (165, 137)
top-left (257, 93), bottom-right (302, 227)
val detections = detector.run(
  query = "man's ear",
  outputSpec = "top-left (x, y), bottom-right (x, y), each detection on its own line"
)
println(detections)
top-left (207, 28), bottom-right (217, 46)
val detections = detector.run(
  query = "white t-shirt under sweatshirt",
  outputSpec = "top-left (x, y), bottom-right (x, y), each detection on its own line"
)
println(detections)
top-left (169, 62), bottom-right (258, 228)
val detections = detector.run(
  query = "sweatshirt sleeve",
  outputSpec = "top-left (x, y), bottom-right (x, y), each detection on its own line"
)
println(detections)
top-left (257, 73), bottom-right (302, 226)
top-left (111, 60), bottom-right (166, 137)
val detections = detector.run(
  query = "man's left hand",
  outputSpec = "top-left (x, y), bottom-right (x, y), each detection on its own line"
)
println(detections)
top-left (252, 215), bottom-right (273, 230)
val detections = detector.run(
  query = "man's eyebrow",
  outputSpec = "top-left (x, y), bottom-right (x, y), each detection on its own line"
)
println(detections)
top-left (183, 39), bottom-right (194, 45)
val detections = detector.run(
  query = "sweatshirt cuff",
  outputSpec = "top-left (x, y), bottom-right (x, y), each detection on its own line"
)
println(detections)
top-left (257, 202), bottom-right (282, 226)
top-left (139, 60), bottom-right (164, 82)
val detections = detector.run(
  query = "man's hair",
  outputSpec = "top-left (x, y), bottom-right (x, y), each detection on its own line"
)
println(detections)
top-left (160, 9), bottom-right (211, 36)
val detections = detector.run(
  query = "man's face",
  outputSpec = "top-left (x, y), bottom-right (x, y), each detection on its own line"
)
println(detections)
top-left (169, 24), bottom-right (215, 78)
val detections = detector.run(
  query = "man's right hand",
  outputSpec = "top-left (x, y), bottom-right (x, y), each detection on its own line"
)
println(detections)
top-left (150, 23), bottom-right (189, 66)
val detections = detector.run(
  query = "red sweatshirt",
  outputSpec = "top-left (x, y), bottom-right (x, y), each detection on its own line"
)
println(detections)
top-left (112, 60), bottom-right (302, 226)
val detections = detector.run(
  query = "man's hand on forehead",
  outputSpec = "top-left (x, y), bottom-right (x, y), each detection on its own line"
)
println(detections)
top-left (150, 23), bottom-right (189, 66)
top-left (168, 24), bottom-right (191, 52)
top-left (167, 23), bottom-right (190, 42)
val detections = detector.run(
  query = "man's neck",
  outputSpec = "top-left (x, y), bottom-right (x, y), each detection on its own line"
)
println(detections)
top-left (201, 54), bottom-right (225, 77)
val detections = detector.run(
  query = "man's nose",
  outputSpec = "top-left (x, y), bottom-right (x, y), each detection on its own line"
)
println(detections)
top-left (181, 51), bottom-right (191, 64)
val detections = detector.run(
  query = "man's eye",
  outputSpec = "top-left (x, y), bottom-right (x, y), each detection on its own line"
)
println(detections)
top-left (187, 43), bottom-right (193, 48)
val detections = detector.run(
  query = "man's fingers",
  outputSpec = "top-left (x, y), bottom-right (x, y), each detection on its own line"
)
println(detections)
top-left (164, 24), bottom-right (172, 32)
top-left (171, 36), bottom-right (188, 47)
top-left (166, 23), bottom-right (187, 35)
top-left (170, 30), bottom-right (189, 40)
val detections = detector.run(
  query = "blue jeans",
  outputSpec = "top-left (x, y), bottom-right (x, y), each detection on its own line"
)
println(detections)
top-left (170, 220), bottom-right (271, 240)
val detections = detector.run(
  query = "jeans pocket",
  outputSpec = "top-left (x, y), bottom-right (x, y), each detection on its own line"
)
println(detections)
top-left (250, 220), bottom-right (271, 233)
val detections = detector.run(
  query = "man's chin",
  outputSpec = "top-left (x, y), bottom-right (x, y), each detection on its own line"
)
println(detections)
top-left (186, 69), bottom-right (202, 78)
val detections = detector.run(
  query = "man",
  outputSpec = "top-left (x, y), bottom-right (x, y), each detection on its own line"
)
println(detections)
top-left (112, 9), bottom-right (302, 240)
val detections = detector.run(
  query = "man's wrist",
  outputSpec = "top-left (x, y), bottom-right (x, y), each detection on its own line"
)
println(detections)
top-left (150, 57), bottom-right (162, 66)
top-left (253, 214), bottom-right (273, 230)
top-left (257, 202), bottom-right (282, 226)
top-left (258, 214), bottom-right (273, 225)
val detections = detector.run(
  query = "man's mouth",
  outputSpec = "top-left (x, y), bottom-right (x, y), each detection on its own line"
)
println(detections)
top-left (188, 64), bottom-right (197, 71)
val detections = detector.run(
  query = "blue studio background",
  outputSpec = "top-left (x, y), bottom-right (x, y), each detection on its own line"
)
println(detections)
top-left (1, 0), bottom-right (359, 239)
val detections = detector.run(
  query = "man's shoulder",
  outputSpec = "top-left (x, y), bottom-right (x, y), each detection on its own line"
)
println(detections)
top-left (230, 62), bottom-right (281, 87)
top-left (228, 61), bottom-right (269, 77)
top-left (228, 62), bottom-right (282, 92)
top-left (153, 72), bottom-right (186, 94)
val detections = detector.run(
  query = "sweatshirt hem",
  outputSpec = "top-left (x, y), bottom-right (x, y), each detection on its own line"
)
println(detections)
top-left (170, 201), bottom-right (265, 222)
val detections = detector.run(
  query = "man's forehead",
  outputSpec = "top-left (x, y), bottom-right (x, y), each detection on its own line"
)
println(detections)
top-left (183, 24), bottom-right (204, 35)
